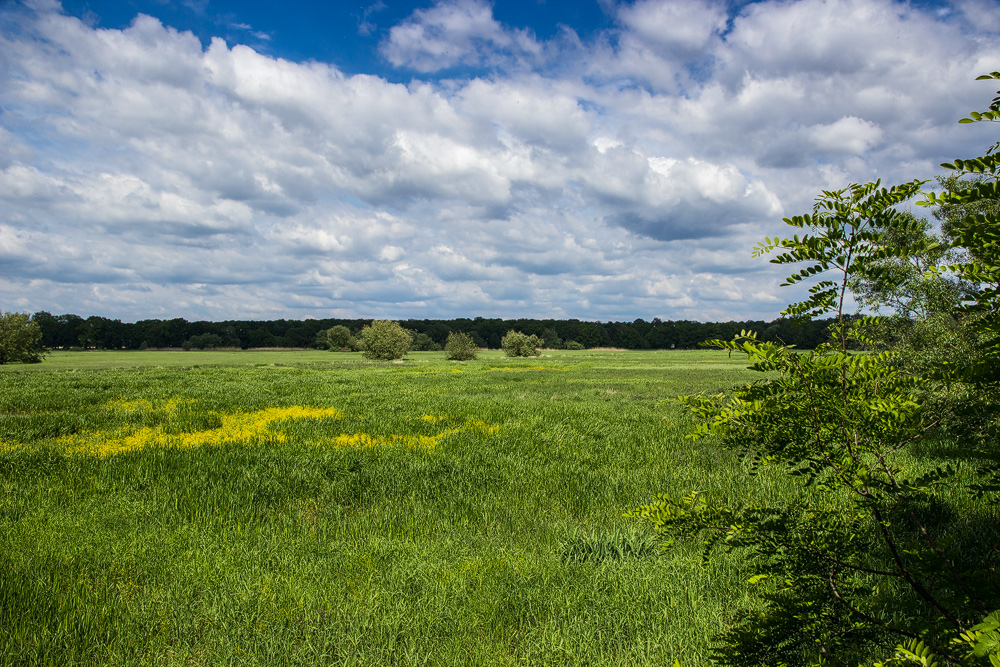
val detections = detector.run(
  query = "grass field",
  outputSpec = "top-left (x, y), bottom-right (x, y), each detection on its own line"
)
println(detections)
top-left (1, 349), bottom-right (778, 666)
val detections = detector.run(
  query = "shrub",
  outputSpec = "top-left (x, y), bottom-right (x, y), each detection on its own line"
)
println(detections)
top-left (564, 341), bottom-right (585, 350)
top-left (360, 320), bottom-right (411, 360)
top-left (444, 331), bottom-right (477, 360)
top-left (501, 330), bottom-right (541, 357)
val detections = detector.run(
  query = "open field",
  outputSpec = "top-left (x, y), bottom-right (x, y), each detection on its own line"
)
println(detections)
top-left (2, 349), bottom-right (791, 665)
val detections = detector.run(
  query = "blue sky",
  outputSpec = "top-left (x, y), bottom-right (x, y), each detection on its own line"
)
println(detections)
top-left (2, 0), bottom-right (999, 322)
top-left (57, 0), bottom-right (620, 79)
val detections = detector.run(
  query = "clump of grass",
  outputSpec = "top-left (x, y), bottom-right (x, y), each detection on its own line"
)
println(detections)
top-left (559, 527), bottom-right (661, 564)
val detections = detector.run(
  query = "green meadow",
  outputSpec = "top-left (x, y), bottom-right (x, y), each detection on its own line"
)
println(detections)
top-left (2, 349), bottom-right (778, 666)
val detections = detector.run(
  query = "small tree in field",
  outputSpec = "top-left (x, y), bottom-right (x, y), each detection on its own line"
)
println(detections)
top-left (0, 311), bottom-right (46, 364)
top-left (501, 330), bottom-right (541, 357)
top-left (360, 320), bottom-right (411, 360)
top-left (445, 331), bottom-right (477, 360)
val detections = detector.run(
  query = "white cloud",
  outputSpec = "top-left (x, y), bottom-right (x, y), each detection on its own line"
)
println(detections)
top-left (617, 0), bottom-right (726, 58)
top-left (1, 0), bottom-right (999, 323)
top-left (380, 0), bottom-right (540, 72)
top-left (809, 116), bottom-right (884, 155)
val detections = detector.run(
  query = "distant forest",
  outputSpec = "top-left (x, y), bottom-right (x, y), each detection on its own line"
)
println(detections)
top-left (31, 312), bottom-right (838, 351)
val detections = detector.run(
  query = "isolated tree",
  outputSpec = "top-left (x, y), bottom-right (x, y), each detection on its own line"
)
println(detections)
top-left (444, 331), bottom-right (477, 360)
top-left (501, 330), bottom-right (541, 357)
top-left (360, 320), bottom-right (411, 360)
top-left (0, 311), bottom-right (46, 364)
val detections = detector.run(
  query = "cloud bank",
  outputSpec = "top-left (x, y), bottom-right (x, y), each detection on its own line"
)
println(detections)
top-left (1, 0), bottom-right (999, 321)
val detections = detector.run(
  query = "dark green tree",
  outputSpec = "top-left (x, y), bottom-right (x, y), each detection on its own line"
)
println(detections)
top-left (633, 75), bottom-right (1000, 666)
top-left (318, 325), bottom-right (352, 351)
top-left (633, 181), bottom-right (1000, 664)
top-left (182, 333), bottom-right (224, 350)
top-left (0, 311), bottom-right (47, 364)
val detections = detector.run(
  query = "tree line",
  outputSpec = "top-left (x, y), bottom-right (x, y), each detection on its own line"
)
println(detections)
top-left (27, 312), bottom-right (837, 352)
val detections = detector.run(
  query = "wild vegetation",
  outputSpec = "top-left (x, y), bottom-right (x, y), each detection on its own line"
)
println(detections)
top-left (27, 311), bottom-right (837, 352)
top-left (3, 348), bottom-right (767, 666)
top-left (629, 73), bottom-right (1000, 665)
top-left (0, 311), bottom-right (46, 364)
top-left (444, 331), bottom-right (478, 361)
top-left (501, 330), bottom-right (542, 357)
top-left (3, 69), bottom-right (998, 667)
top-left (359, 320), bottom-right (413, 361)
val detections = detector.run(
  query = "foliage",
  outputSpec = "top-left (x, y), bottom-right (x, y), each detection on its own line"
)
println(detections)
top-left (360, 320), bottom-right (411, 360)
top-left (541, 327), bottom-right (564, 349)
top-left (921, 72), bottom-right (1000, 406)
top-left (501, 330), bottom-right (542, 357)
top-left (318, 325), bottom-right (353, 351)
top-left (409, 330), bottom-right (442, 352)
top-left (444, 331), bottom-right (478, 360)
top-left (31, 312), bottom-right (842, 352)
top-left (850, 212), bottom-right (971, 322)
top-left (631, 160), bottom-right (1000, 664)
top-left (869, 610), bottom-right (1000, 667)
top-left (1, 348), bottom-right (765, 666)
top-left (0, 311), bottom-right (47, 364)
top-left (182, 333), bottom-right (225, 350)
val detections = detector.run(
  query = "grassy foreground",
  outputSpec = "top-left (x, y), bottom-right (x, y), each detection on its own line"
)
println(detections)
top-left (1, 349), bottom-right (770, 666)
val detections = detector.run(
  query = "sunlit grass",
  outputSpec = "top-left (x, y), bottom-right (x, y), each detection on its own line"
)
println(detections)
top-left (1, 349), bottom-right (765, 666)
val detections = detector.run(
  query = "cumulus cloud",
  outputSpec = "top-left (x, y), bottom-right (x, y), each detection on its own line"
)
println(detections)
top-left (380, 0), bottom-right (541, 72)
top-left (585, 147), bottom-right (783, 240)
top-left (809, 116), bottom-right (884, 155)
top-left (617, 0), bottom-right (726, 59)
top-left (1, 0), bottom-right (999, 322)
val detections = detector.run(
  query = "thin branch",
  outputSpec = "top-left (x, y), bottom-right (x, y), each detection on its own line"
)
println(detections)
top-left (827, 568), bottom-right (919, 640)
top-left (827, 568), bottom-right (963, 663)
top-left (871, 505), bottom-right (966, 632)
top-left (907, 510), bottom-right (988, 614)
top-left (802, 546), bottom-right (904, 578)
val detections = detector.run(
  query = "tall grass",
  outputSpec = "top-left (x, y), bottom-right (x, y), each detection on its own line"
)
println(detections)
top-left (2, 350), bottom-right (768, 666)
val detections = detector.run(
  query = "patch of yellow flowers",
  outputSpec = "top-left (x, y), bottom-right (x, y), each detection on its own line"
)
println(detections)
top-left (63, 405), bottom-right (345, 456)
top-left (5, 400), bottom-right (500, 457)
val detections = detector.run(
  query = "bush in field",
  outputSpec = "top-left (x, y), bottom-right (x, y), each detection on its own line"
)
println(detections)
top-left (0, 311), bottom-right (46, 364)
top-left (360, 320), bottom-right (411, 360)
top-left (564, 341), bottom-right (585, 350)
top-left (444, 331), bottom-right (477, 360)
top-left (501, 330), bottom-right (541, 357)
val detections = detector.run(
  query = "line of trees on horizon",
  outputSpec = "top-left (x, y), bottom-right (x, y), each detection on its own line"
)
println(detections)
top-left (27, 311), bottom-right (837, 352)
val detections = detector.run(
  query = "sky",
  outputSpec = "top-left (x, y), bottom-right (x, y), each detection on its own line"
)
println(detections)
top-left (2, 0), bottom-right (999, 323)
